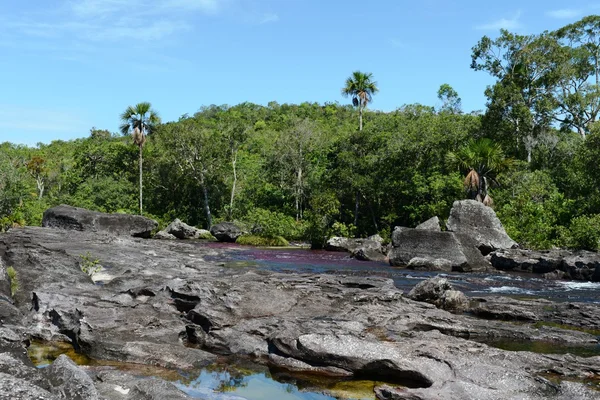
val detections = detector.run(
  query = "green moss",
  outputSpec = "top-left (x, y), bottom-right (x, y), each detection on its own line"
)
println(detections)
top-left (236, 235), bottom-right (289, 247)
top-left (6, 266), bottom-right (18, 297)
top-left (197, 231), bottom-right (217, 240)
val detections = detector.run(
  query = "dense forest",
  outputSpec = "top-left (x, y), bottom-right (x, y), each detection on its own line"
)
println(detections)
top-left (3, 16), bottom-right (600, 250)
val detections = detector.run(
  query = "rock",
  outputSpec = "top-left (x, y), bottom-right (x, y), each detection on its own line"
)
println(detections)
top-left (407, 257), bottom-right (453, 272)
top-left (164, 218), bottom-right (212, 240)
top-left (446, 200), bottom-right (517, 254)
top-left (1, 226), bottom-right (599, 400)
top-left (490, 249), bottom-right (600, 281)
top-left (42, 205), bottom-right (157, 238)
top-left (415, 216), bottom-right (441, 231)
top-left (45, 354), bottom-right (99, 399)
top-left (326, 236), bottom-right (385, 262)
top-left (128, 378), bottom-right (192, 400)
top-left (210, 222), bottom-right (244, 242)
top-left (389, 229), bottom-right (489, 272)
top-left (440, 290), bottom-right (469, 313)
top-left (0, 372), bottom-right (59, 399)
top-left (407, 277), bottom-right (453, 304)
top-left (153, 230), bottom-right (176, 240)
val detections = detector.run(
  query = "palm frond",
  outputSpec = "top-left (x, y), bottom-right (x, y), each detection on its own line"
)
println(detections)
top-left (482, 194), bottom-right (494, 207)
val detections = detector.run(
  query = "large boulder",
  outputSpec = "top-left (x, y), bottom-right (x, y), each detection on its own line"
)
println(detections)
top-left (45, 355), bottom-right (99, 400)
top-left (163, 218), bottom-right (212, 240)
top-left (389, 229), bottom-right (489, 272)
top-left (209, 222), bottom-right (244, 242)
top-left (407, 277), bottom-right (469, 313)
top-left (42, 205), bottom-right (157, 238)
top-left (446, 200), bottom-right (517, 254)
top-left (415, 216), bottom-right (441, 231)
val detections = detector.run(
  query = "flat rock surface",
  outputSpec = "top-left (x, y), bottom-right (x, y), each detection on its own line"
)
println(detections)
top-left (0, 226), bottom-right (598, 399)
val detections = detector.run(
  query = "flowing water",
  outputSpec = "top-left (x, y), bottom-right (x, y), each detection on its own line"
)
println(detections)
top-left (204, 243), bottom-right (600, 304)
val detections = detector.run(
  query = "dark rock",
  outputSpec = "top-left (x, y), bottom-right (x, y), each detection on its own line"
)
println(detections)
top-left (446, 200), bottom-right (517, 254)
top-left (164, 218), bottom-right (211, 240)
top-left (415, 216), bottom-right (441, 231)
top-left (0, 372), bottom-right (59, 399)
top-left (406, 257), bottom-right (453, 272)
top-left (491, 249), bottom-right (600, 281)
top-left (210, 222), bottom-right (244, 242)
top-left (389, 229), bottom-right (489, 272)
top-left (45, 354), bottom-right (99, 399)
top-left (407, 277), bottom-right (452, 303)
top-left (42, 205), bottom-right (157, 238)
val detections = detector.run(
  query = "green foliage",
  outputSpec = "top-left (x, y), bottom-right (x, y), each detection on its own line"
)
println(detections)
top-left (79, 252), bottom-right (101, 276)
top-left (6, 266), bottom-right (18, 297)
top-left (558, 215), bottom-right (600, 251)
top-left (241, 208), bottom-right (305, 240)
top-left (236, 235), bottom-right (289, 247)
top-left (496, 169), bottom-right (573, 249)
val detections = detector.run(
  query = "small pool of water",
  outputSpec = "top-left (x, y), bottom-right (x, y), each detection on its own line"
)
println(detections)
top-left (28, 341), bottom-right (379, 400)
top-left (203, 243), bottom-right (600, 304)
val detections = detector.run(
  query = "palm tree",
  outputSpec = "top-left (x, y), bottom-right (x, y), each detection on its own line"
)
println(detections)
top-left (119, 102), bottom-right (160, 215)
top-left (341, 71), bottom-right (379, 131)
top-left (446, 138), bottom-right (512, 206)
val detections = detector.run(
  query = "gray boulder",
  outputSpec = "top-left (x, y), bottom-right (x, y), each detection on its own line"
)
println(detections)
top-left (415, 216), bottom-right (441, 231)
top-left (128, 378), bottom-right (192, 400)
top-left (446, 200), bottom-right (517, 254)
top-left (210, 222), bottom-right (244, 242)
top-left (42, 205), bottom-right (157, 238)
top-left (45, 354), bottom-right (99, 400)
top-left (408, 277), bottom-right (468, 313)
top-left (325, 237), bottom-right (385, 262)
top-left (164, 218), bottom-right (212, 240)
top-left (389, 229), bottom-right (489, 272)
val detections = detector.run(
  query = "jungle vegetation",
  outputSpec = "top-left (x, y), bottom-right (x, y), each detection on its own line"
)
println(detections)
top-left (3, 16), bottom-right (600, 250)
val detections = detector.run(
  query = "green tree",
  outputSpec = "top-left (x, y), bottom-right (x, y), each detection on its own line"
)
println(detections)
top-left (437, 84), bottom-right (462, 114)
top-left (341, 71), bottom-right (379, 131)
top-left (447, 138), bottom-right (512, 206)
top-left (119, 102), bottom-right (160, 215)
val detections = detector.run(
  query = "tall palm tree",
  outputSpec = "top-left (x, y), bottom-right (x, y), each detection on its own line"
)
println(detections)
top-left (119, 102), bottom-right (160, 215)
top-left (446, 138), bottom-right (512, 207)
top-left (341, 71), bottom-right (379, 131)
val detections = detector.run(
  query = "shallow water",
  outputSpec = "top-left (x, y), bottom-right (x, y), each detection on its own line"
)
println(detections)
top-left (28, 341), bottom-right (377, 400)
top-left (203, 243), bottom-right (600, 304)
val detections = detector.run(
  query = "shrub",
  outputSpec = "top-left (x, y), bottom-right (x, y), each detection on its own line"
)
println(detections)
top-left (6, 266), bottom-right (18, 297)
top-left (79, 252), bottom-right (101, 276)
top-left (240, 208), bottom-right (305, 240)
top-left (558, 214), bottom-right (600, 251)
top-left (236, 235), bottom-right (289, 247)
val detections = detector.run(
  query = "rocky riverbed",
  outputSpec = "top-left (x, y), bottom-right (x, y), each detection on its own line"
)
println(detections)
top-left (1, 223), bottom-right (600, 399)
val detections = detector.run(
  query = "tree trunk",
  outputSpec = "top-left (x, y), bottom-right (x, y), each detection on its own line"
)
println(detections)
top-left (139, 145), bottom-right (143, 215)
top-left (228, 150), bottom-right (238, 220)
top-left (295, 167), bottom-right (302, 221)
top-left (578, 126), bottom-right (586, 139)
top-left (37, 177), bottom-right (44, 200)
top-left (359, 106), bottom-right (363, 131)
top-left (354, 192), bottom-right (359, 227)
top-left (203, 184), bottom-right (212, 229)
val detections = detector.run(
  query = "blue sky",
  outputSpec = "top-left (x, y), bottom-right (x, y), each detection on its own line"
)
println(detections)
top-left (0, 0), bottom-right (597, 145)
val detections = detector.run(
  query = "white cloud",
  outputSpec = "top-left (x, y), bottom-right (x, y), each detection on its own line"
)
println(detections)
top-left (259, 13), bottom-right (279, 24)
top-left (476, 11), bottom-right (521, 31)
top-left (546, 9), bottom-right (582, 19)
